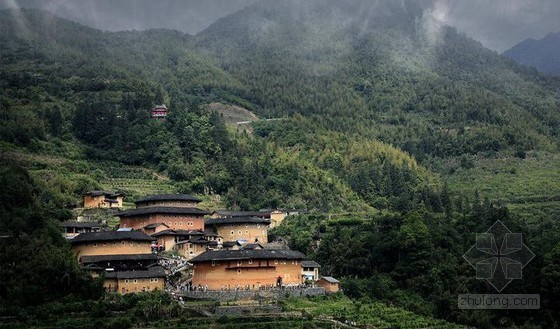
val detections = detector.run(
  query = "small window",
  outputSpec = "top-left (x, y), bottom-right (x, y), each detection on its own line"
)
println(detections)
top-left (248, 259), bottom-right (253, 264)
top-left (133, 279), bottom-right (137, 283)
top-left (121, 241), bottom-right (125, 245)
top-left (124, 279), bottom-right (129, 283)
top-left (237, 261), bottom-right (241, 266)
top-left (93, 242), bottom-right (98, 247)
top-left (212, 260), bottom-right (216, 266)
top-left (231, 231), bottom-right (234, 235)
top-left (238, 230), bottom-right (242, 234)
top-left (246, 230), bottom-right (249, 234)
top-left (237, 269), bottom-right (241, 274)
top-left (274, 260), bottom-right (278, 264)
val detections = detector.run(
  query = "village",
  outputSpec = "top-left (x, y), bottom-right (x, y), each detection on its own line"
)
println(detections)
top-left (62, 190), bottom-right (340, 299)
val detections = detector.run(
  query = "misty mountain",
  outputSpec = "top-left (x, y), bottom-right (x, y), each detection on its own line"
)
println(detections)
top-left (3, 7), bottom-right (560, 328)
top-left (504, 32), bottom-right (560, 76)
top-left (196, 0), bottom-right (560, 157)
top-left (2, 3), bottom-right (560, 212)
top-left (0, 0), bottom-right (257, 35)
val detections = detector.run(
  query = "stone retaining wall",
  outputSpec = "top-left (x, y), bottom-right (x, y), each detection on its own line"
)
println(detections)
top-left (179, 287), bottom-right (325, 302)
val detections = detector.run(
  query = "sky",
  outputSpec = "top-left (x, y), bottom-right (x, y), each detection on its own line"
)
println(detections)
top-left (429, 0), bottom-right (560, 52)
top-left (1, 0), bottom-right (559, 52)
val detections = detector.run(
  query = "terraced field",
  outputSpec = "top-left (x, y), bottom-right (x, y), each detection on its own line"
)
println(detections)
top-left (446, 151), bottom-right (560, 226)
top-left (284, 295), bottom-right (470, 329)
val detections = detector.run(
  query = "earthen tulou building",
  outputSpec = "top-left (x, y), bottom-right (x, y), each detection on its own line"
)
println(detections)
top-left (69, 192), bottom-right (338, 294)
top-left (205, 216), bottom-right (270, 244)
top-left (82, 191), bottom-right (124, 209)
top-left (118, 194), bottom-right (210, 231)
top-left (189, 249), bottom-right (307, 290)
top-left (69, 230), bottom-right (165, 293)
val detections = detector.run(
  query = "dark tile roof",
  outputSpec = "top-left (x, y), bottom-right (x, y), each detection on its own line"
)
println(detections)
top-left (151, 229), bottom-right (177, 237)
top-left (134, 194), bottom-right (202, 204)
top-left (190, 237), bottom-right (210, 244)
top-left (105, 266), bottom-right (166, 279)
top-left (151, 229), bottom-right (205, 237)
top-left (83, 190), bottom-right (123, 197)
top-left (206, 217), bottom-right (271, 225)
top-left (260, 208), bottom-right (307, 213)
top-left (189, 249), bottom-right (306, 263)
top-left (320, 276), bottom-right (340, 283)
top-left (212, 210), bottom-right (271, 218)
top-left (240, 243), bottom-right (264, 250)
top-left (70, 231), bottom-right (153, 244)
top-left (177, 229), bottom-right (205, 236)
top-left (222, 241), bottom-right (242, 248)
top-left (60, 221), bottom-right (102, 228)
top-left (301, 260), bottom-right (321, 268)
top-left (118, 207), bottom-right (209, 217)
top-left (80, 254), bottom-right (158, 263)
top-left (83, 264), bottom-right (105, 270)
top-left (143, 223), bottom-right (169, 229)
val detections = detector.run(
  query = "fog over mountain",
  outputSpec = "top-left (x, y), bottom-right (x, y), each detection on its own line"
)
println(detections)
top-left (434, 0), bottom-right (560, 52)
top-left (2, 0), bottom-right (560, 52)
top-left (0, 0), bottom-right (258, 35)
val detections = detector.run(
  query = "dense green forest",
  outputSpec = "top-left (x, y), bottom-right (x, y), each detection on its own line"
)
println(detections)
top-left (1, 1), bottom-right (560, 328)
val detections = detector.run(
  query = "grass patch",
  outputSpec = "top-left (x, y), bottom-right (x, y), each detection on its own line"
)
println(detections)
top-left (283, 295), bottom-right (468, 329)
top-left (446, 151), bottom-right (560, 225)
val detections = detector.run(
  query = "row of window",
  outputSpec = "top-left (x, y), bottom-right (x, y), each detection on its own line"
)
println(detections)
top-left (123, 278), bottom-right (159, 284)
top-left (167, 221), bottom-right (195, 226)
top-left (230, 230), bottom-right (250, 235)
top-left (210, 259), bottom-right (299, 266)
top-left (141, 221), bottom-right (197, 227)
top-left (223, 224), bottom-right (262, 228)
top-left (229, 230), bottom-right (267, 235)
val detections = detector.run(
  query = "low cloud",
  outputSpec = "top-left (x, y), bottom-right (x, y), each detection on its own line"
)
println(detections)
top-left (434, 0), bottom-right (560, 52)
top-left (2, 0), bottom-right (559, 51)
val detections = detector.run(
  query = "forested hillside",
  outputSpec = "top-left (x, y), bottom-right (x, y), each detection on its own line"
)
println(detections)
top-left (0, 8), bottom-right (445, 213)
top-left (1, 2), bottom-right (560, 328)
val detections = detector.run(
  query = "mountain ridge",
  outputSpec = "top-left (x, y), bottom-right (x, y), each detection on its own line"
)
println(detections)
top-left (504, 31), bottom-right (560, 76)
top-left (2, 7), bottom-right (560, 328)
top-left (1, 5), bottom-right (560, 213)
